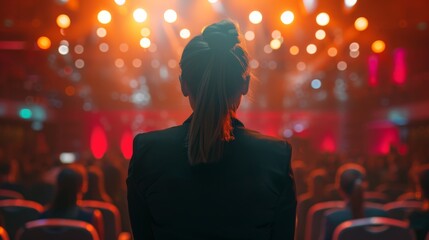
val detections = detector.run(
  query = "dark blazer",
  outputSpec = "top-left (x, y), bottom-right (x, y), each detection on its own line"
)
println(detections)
top-left (408, 209), bottom-right (429, 240)
top-left (127, 117), bottom-right (296, 240)
top-left (322, 205), bottom-right (388, 240)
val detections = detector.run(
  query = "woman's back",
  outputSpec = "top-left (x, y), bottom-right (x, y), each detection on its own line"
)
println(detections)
top-left (127, 118), bottom-right (295, 240)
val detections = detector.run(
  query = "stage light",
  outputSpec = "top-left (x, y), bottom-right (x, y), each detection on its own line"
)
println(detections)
top-left (114, 0), bottom-right (126, 6)
top-left (316, 12), bottom-right (330, 26)
top-left (75, 59), bottom-right (84, 69)
top-left (58, 45), bottom-right (69, 55)
top-left (180, 28), bottom-right (191, 39)
top-left (164, 9), bottom-right (177, 23)
top-left (37, 36), bottom-right (51, 50)
top-left (244, 31), bottom-right (255, 41)
top-left (98, 10), bottom-right (111, 24)
top-left (270, 39), bottom-right (282, 50)
top-left (354, 17), bottom-right (368, 31)
top-left (306, 44), bottom-right (317, 54)
top-left (19, 108), bottom-right (32, 119)
top-left (74, 45), bottom-right (84, 54)
top-left (328, 47), bottom-right (337, 57)
top-left (99, 42), bottom-right (109, 52)
top-left (315, 29), bottom-right (326, 40)
top-left (349, 42), bottom-right (359, 51)
top-left (140, 27), bottom-right (150, 37)
top-left (303, 0), bottom-right (317, 13)
top-left (272, 30), bottom-right (281, 39)
top-left (56, 14), bottom-right (71, 29)
top-left (289, 45), bottom-right (299, 55)
top-left (311, 79), bottom-right (322, 89)
top-left (345, 0), bottom-right (357, 8)
top-left (372, 40), bottom-right (385, 53)
top-left (350, 50), bottom-right (359, 58)
top-left (96, 27), bottom-right (107, 38)
top-left (249, 11), bottom-right (262, 24)
top-left (140, 37), bottom-right (151, 48)
top-left (337, 61), bottom-right (347, 71)
top-left (133, 8), bottom-right (147, 23)
top-left (280, 11), bottom-right (294, 25)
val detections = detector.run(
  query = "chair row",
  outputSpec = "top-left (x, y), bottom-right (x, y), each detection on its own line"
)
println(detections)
top-left (0, 199), bottom-right (121, 240)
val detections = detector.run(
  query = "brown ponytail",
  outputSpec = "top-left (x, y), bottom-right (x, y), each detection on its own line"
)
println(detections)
top-left (350, 179), bottom-right (364, 219)
top-left (336, 164), bottom-right (366, 219)
top-left (179, 20), bottom-right (249, 165)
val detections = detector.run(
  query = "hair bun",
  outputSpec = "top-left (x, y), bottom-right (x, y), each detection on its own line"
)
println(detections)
top-left (202, 20), bottom-right (240, 51)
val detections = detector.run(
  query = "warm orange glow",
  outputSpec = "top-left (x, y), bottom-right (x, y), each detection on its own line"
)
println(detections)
top-left (249, 11), bottom-right (263, 24)
top-left (140, 37), bottom-right (151, 48)
top-left (96, 27), bottom-right (107, 38)
top-left (164, 9), bottom-right (177, 23)
top-left (244, 31), bottom-right (255, 41)
top-left (328, 47), bottom-right (338, 57)
top-left (316, 12), bottom-right (330, 26)
top-left (354, 17), bottom-right (368, 31)
top-left (56, 14), bottom-right (71, 29)
top-left (65, 86), bottom-right (76, 96)
top-left (270, 39), bottom-right (282, 50)
top-left (140, 27), bottom-right (151, 37)
top-left (289, 45), bottom-right (299, 55)
top-left (372, 40), bottom-right (386, 53)
top-left (306, 44), bottom-right (317, 54)
top-left (180, 28), bottom-right (191, 39)
top-left (133, 8), bottom-right (148, 23)
top-left (315, 29), bottom-right (326, 40)
top-left (97, 10), bottom-right (112, 24)
top-left (280, 11), bottom-right (294, 25)
top-left (37, 36), bottom-right (51, 50)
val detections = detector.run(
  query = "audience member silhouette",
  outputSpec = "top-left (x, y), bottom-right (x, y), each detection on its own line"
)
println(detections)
top-left (322, 164), bottom-right (388, 240)
top-left (408, 165), bottom-right (429, 240)
top-left (0, 160), bottom-right (24, 195)
top-left (83, 166), bottom-right (112, 203)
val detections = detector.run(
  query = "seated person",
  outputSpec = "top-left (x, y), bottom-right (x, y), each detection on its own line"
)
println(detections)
top-left (408, 165), bottom-right (429, 240)
top-left (83, 166), bottom-right (112, 203)
top-left (40, 165), bottom-right (104, 239)
top-left (322, 164), bottom-right (388, 240)
top-left (0, 159), bottom-right (24, 195)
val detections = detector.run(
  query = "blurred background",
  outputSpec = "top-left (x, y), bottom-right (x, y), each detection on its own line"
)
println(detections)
top-left (1, 0), bottom-right (429, 239)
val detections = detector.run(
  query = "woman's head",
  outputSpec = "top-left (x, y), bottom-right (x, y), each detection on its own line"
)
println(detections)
top-left (52, 165), bottom-right (87, 210)
top-left (336, 163), bottom-right (366, 219)
top-left (179, 19), bottom-right (250, 165)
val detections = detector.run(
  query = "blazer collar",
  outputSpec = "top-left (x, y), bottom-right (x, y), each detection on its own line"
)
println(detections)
top-left (183, 114), bottom-right (244, 128)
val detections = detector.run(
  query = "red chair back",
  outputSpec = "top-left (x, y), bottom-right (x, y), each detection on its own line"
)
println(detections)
top-left (79, 200), bottom-right (121, 240)
top-left (364, 192), bottom-right (389, 204)
top-left (16, 219), bottom-right (99, 240)
top-left (384, 200), bottom-right (423, 220)
top-left (305, 201), bottom-right (345, 240)
top-left (0, 190), bottom-right (23, 200)
top-left (333, 217), bottom-right (415, 240)
top-left (0, 226), bottom-right (10, 240)
top-left (0, 199), bottom-right (43, 240)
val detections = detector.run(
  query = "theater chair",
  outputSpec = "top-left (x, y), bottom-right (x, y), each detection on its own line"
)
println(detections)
top-left (79, 200), bottom-right (121, 240)
top-left (0, 226), bottom-right (10, 240)
top-left (0, 199), bottom-right (43, 240)
top-left (397, 192), bottom-right (419, 201)
top-left (15, 219), bottom-right (99, 240)
top-left (305, 201), bottom-right (345, 240)
top-left (0, 189), bottom-right (23, 200)
top-left (364, 192), bottom-right (389, 204)
top-left (384, 200), bottom-right (423, 220)
top-left (333, 217), bottom-right (414, 240)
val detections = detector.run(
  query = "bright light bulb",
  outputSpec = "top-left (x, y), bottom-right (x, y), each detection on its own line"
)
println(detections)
top-left (97, 10), bottom-right (112, 24)
top-left (133, 8), bottom-right (148, 23)
top-left (249, 11), bottom-right (263, 24)
top-left (270, 39), bottom-right (282, 50)
top-left (140, 37), bottom-right (151, 48)
top-left (37, 36), bottom-right (51, 50)
top-left (180, 28), bottom-right (191, 39)
top-left (114, 0), bottom-right (126, 6)
top-left (164, 9), bottom-right (177, 23)
top-left (345, 0), bottom-right (358, 8)
top-left (315, 29), bottom-right (326, 40)
top-left (372, 40), bottom-right (386, 53)
top-left (316, 12), bottom-right (330, 26)
top-left (281, 11), bottom-right (294, 25)
top-left (56, 14), bottom-right (71, 29)
top-left (306, 44), bottom-right (317, 54)
top-left (354, 17), bottom-right (368, 31)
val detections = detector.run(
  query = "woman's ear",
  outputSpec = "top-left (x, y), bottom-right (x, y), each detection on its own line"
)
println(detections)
top-left (180, 75), bottom-right (189, 97)
top-left (241, 75), bottom-right (250, 95)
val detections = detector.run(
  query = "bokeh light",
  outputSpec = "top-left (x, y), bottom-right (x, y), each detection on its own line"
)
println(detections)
top-left (354, 17), bottom-right (368, 31)
top-left (306, 44), bottom-right (317, 54)
top-left (245, 31), bottom-right (255, 41)
top-left (114, 0), bottom-right (126, 6)
top-left (311, 79), bottom-right (322, 89)
top-left (180, 28), bottom-right (191, 39)
top-left (289, 46), bottom-right (299, 55)
top-left (297, 62), bottom-right (306, 71)
top-left (349, 42), bottom-right (359, 51)
top-left (74, 45), bottom-right (84, 54)
top-left (328, 47), bottom-right (338, 57)
top-left (164, 9), bottom-right (177, 23)
top-left (133, 8), bottom-right (148, 23)
top-left (316, 12), bottom-right (330, 26)
top-left (249, 11), bottom-right (263, 24)
top-left (350, 50), bottom-right (360, 58)
top-left (140, 27), bottom-right (151, 37)
top-left (132, 58), bottom-right (142, 68)
top-left (315, 29), bottom-right (326, 40)
top-left (140, 37), bottom-right (151, 48)
top-left (372, 40), bottom-right (386, 53)
top-left (37, 36), bottom-right (51, 50)
top-left (56, 14), bottom-right (71, 29)
top-left (280, 11), bottom-right (294, 25)
top-left (272, 30), bottom-right (281, 39)
top-left (337, 61), bottom-right (348, 71)
top-left (99, 42), bottom-right (109, 52)
top-left (115, 58), bottom-right (125, 68)
top-left (96, 27), bottom-right (107, 38)
top-left (345, 0), bottom-right (358, 8)
top-left (97, 10), bottom-right (112, 24)
top-left (75, 59), bottom-right (84, 69)
top-left (270, 39), bottom-right (282, 50)
top-left (58, 45), bottom-right (69, 55)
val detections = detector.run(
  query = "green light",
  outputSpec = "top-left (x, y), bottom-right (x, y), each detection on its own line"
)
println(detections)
top-left (19, 108), bottom-right (32, 119)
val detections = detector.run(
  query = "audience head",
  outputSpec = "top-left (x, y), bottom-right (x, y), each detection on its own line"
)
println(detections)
top-left (308, 169), bottom-right (328, 195)
top-left (52, 165), bottom-right (87, 210)
top-left (418, 165), bottom-right (429, 200)
top-left (336, 163), bottom-right (366, 219)
top-left (83, 166), bottom-right (111, 202)
top-left (179, 19), bottom-right (250, 165)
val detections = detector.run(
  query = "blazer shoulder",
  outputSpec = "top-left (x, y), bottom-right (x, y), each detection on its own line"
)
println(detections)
top-left (134, 125), bottom-right (187, 144)
top-left (240, 128), bottom-right (292, 153)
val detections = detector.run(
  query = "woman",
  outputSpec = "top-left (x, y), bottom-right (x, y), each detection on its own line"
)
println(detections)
top-left (322, 164), bottom-right (387, 240)
top-left (408, 165), bottom-right (429, 240)
top-left (127, 20), bottom-right (296, 240)
top-left (40, 165), bottom-right (104, 239)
